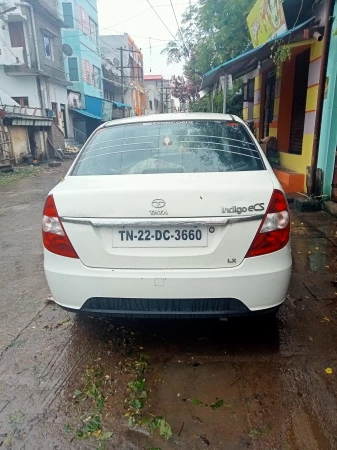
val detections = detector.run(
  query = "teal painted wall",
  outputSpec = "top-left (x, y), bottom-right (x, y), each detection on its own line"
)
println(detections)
top-left (318, 1), bottom-right (337, 197)
top-left (61, 0), bottom-right (103, 106)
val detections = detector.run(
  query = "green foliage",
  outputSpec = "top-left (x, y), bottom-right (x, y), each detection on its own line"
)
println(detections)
top-left (149, 417), bottom-right (173, 441)
top-left (271, 41), bottom-right (291, 70)
top-left (164, 0), bottom-right (253, 112)
top-left (189, 89), bottom-right (243, 117)
top-left (69, 367), bottom-right (113, 443)
top-left (163, 0), bottom-right (254, 73)
top-left (191, 398), bottom-right (203, 406)
top-left (210, 399), bottom-right (224, 410)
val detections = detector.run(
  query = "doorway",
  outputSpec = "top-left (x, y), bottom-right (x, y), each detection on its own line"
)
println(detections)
top-left (332, 147), bottom-right (337, 202)
top-left (28, 128), bottom-right (37, 159)
top-left (289, 49), bottom-right (310, 154)
top-left (262, 69), bottom-right (276, 138)
top-left (73, 118), bottom-right (86, 144)
top-left (51, 102), bottom-right (58, 126)
top-left (60, 104), bottom-right (68, 138)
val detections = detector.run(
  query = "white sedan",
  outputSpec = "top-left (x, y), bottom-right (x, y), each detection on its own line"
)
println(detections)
top-left (43, 113), bottom-right (292, 318)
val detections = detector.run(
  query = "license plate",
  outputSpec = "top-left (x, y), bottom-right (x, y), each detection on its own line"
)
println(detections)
top-left (112, 227), bottom-right (208, 248)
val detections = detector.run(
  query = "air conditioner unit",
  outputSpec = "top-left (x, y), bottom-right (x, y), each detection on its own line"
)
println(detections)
top-left (45, 109), bottom-right (55, 118)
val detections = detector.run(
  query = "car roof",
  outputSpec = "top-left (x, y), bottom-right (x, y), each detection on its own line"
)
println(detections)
top-left (102, 113), bottom-right (244, 128)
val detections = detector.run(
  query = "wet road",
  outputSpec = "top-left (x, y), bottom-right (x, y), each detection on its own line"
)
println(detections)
top-left (1, 166), bottom-right (337, 449)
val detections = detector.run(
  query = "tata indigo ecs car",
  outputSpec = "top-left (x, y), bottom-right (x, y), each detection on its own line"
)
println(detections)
top-left (43, 113), bottom-right (292, 318)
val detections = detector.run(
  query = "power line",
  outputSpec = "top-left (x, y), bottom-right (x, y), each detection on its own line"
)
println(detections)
top-left (98, 7), bottom-right (151, 33)
top-left (146, 0), bottom-right (178, 42)
top-left (169, 0), bottom-right (188, 56)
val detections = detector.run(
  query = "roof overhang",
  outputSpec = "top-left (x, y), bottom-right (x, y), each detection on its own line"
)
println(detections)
top-left (11, 117), bottom-right (52, 126)
top-left (73, 109), bottom-right (101, 120)
top-left (200, 17), bottom-right (315, 96)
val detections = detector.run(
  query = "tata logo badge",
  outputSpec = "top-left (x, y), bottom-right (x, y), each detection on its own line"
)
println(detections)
top-left (152, 199), bottom-right (166, 209)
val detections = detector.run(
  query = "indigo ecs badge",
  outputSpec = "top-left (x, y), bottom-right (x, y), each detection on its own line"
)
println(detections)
top-left (221, 203), bottom-right (265, 215)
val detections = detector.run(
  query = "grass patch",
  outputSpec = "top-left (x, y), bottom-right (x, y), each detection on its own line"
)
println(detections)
top-left (0, 165), bottom-right (50, 187)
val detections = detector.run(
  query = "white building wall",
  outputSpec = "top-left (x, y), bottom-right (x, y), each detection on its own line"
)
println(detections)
top-left (144, 80), bottom-right (162, 115)
top-left (0, 8), bottom-right (30, 67)
top-left (0, 68), bottom-right (40, 107)
top-left (42, 79), bottom-right (69, 132)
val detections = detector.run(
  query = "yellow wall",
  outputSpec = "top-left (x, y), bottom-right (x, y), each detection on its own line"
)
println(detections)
top-left (253, 104), bottom-right (260, 120)
top-left (306, 85), bottom-right (319, 112)
top-left (276, 41), bottom-right (322, 185)
top-left (310, 41), bottom-right (323, 61)
top-left (269, 128), bottom-right (278, 138)
top-left (280, 134), bottom-right (313, 173)
top-left (10, 126), bottom-right (29, 161)
top-left (243, 107), bottom-right (249, 120)
top-left (254, 74), bottom-right (262, 90)
top-left (273, 97), bottom-right (280, 117)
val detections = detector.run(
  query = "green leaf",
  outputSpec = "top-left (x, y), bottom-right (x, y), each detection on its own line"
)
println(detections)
top-left (191, 398), bottom-right (203, 406)
top-left (159, 419), bottom-right (173, 441)
top-left (75, 429), bottom-right (87, 440)
top-left (99, 431), bottom-right (113, 440)
top-left (211, 399), bottom-right (224, 410)
top-left (64, 424), bottom-right (72, 433)
top-left (130, 399), bottom-right (144, 409)
top-left (73, 390), bottom-right (82, 397)
top-left (128, 378), bottom-right (146, 392)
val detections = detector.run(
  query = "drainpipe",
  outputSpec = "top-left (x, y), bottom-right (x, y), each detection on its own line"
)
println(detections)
top-left (15, 2), bottom-right (44, 110)
top-left (309, 0), bottom-right (335, 196)
top-left (15, 2), bottom-right (40, 71)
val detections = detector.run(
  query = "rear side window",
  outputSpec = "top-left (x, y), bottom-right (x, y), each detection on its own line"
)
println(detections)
top-left (72, 120), bottom-right (264, 176)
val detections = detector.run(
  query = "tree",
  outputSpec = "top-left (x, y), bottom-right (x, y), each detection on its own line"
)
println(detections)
top-left (163, 0), bottom-right (255, 112)
top-left (163, 0), bottom-right (254, 73)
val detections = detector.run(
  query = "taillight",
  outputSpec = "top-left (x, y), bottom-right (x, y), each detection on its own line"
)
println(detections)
top-left (42, 195), bottom-right (78, 258)
top-left (246, 189), bottom-right (290, 258)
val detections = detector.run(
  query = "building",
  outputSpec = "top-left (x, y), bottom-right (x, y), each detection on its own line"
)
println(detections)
top-left (317, 0), bottom-right (337, 202)
top-left (100, 33), bottom-right (145, 116)
top-left (0, 89), bottom-right (53, 165)
top-left (200, 0), bottom-right (332, 197)
top-left (0, 0), bottom-right (70, 158)
top-left (61, 0), bottom-right (103, 142)
top-left (101, 54), bottom-right (132, 120)
top-left (144, 75), bottom-right (170, 115)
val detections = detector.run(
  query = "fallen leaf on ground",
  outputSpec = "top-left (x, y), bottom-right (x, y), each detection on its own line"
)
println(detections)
top-left (325, 367), bottom-right (333, 375)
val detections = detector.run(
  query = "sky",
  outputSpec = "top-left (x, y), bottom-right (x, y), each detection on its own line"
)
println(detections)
top-left (97, 0), bottom-right (196, 79)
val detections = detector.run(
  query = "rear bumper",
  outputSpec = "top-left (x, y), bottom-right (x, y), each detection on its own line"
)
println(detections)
top-left (44, 245), bottom-right (292, 317)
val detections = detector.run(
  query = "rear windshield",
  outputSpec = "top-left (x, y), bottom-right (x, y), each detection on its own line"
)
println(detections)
top-left (72, 120), bottom-right (264, 176)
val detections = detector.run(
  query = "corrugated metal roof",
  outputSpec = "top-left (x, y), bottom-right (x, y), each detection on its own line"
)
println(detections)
top-left (200, 18), bottom-right (314, 93)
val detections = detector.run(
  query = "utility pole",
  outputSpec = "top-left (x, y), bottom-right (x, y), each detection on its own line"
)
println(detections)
top-left (160, 79), bottom-right (170, 114)
top-left (161, 78), bottom-right (164, 113)
top-left (118, 47), bottom-right (142, 118)
top-left (120, 47), bottom-right (124, 117)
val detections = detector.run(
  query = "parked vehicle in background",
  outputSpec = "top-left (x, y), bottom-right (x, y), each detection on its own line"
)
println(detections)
top-left (43, 113), bottom-right (292, 318)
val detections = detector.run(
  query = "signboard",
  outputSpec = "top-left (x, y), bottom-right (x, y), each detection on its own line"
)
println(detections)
top-left (101, 100), bottom-right (113, 122)
top-left (247, 0), bottom-right (287, 48)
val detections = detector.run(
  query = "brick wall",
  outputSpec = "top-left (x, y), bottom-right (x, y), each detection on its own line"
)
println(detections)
top-left (48, 122), bottom-right (65, 150)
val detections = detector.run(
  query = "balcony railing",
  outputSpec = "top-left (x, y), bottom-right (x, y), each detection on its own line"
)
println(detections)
top-left (0, 104), bottom-right (49, 118)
